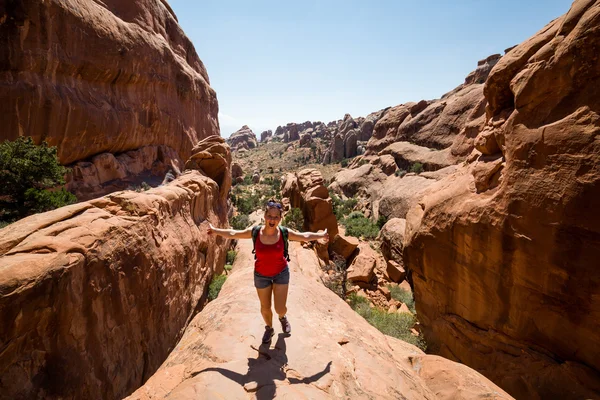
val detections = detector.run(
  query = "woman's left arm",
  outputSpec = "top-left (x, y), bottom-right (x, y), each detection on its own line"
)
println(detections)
top-left (288, 228), bottom-right (329, 243)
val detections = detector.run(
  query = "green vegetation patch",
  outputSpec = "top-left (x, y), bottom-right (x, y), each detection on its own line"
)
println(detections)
top-left (330, 191), bottom-right (357, 220)
top-left (282, 207), bottom-right (303, 230)
top-left (0, 137), bottom-right (76, 222)
top-left (208, 274), bottom-right (227, 301)
top-left (388, 285), bottom-right (416, 314)
top-left (347, 293), bottom-right (426, 350)
top-left (341, 211), bottom-right (379, 239)
top-left (230, 214), bottom-right (250, 230)
top-left (226, 250), bottom-right (237, 264)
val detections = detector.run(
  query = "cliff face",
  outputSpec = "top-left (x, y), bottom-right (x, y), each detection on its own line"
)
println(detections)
top-left (404, 1), bottom-right (600, 398)
top-left (0, 0), bottom-right (219, 194)
top-left (0, 136), bottom-right (232, 400)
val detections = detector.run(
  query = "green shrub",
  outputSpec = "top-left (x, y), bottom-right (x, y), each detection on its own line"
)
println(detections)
top-left (226, 250), bottom-right (237, 264)
top-left (353, 303), bottom-right (426, 350)
top-left (208, 274), bottom-right (227, 300)
top-left (340, 159), bottom-right (349, 168)
top-left (330, 191), bottom-right (357, 220)
top-left (388, 285), bottom-right (416, 314)
top-left (224, 264), bottom-right (233, 272)
top-left (230, 214), bottom-right (250, 230)
top-left (0, 221), bottom-right (10, 230)
top-left (283, 207), bottom-right (303, 230)
top-left (348, 293), bottom-right (370, 309)
top-left (395, 169), bottom-right (407, 177)
top-left (0, 137), bottom-right (76, 221)
top-left (342, 212), bottom-right (379, 239)
top-left (242, 174), bottom-right (252, 185)
top-left (410, 162), bottom-right (424, 174)
top-left (234, 192), bottom-right (261, 215)
top-left (376, 215), bottom-right (388, 229)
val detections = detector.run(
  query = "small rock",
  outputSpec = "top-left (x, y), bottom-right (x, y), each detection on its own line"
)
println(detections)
top-left (244, 382), bottom-right (259, 392)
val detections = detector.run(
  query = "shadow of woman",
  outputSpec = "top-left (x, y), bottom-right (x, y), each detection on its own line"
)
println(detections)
top-left (196, 333), bottom-right (332, 399)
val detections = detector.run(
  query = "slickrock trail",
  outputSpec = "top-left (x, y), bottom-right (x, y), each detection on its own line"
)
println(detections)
top-left (128, 240), bottom-right (512, 399)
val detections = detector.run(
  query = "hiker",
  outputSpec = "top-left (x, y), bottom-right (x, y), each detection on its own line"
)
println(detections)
top-left (207, 200), bottom-right (329, 343)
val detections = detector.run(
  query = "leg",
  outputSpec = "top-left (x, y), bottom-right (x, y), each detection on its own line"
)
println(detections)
top-left (256, 286), bottom-right (273, 327)
top-left (273, 284), bottom-right (289, 319)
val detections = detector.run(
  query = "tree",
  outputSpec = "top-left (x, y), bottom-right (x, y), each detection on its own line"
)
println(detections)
top-left (0, 137), bottom-right (76, 222)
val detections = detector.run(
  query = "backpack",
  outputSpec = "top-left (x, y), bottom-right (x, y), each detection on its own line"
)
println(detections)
top-left (251, 225), bottom-right (290, 262)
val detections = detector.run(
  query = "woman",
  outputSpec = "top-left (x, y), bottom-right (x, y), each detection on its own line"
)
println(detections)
top-left (208, 200), bottom-right (329, 343)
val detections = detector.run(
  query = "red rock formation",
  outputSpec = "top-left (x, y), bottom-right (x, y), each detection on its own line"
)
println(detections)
top-left (0, 0), bottom-right (218, 192)
top-left (281, 169), bottom-right (338, 239)
top-left (0, 136), bottom-right (232, 399)
top-left (126, 240), bottom-right (513, 400)
top-left (226, 125), bottom-right (259, 152)
top-left (404, 1), bottom-right (600, 398)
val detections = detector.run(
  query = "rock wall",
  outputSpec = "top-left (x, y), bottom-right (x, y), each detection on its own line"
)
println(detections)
top-left (0, 0), bottom-right (219, 190)
top-left (126, 239), bottom-right (513, 400)
top-left (404, 1), bottom-right (600, 398)
top-left (0, 136), bottom-right (232, 399)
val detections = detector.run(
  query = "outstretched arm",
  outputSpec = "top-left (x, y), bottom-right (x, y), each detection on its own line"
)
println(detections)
top-left (207, 223), bottom-right (253, 239)
top-left (288, 228), bottom-right (329, 243)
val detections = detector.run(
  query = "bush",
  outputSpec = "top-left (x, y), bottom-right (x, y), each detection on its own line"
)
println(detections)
top-left (0, 137), bottom-right (76, 221)
top-left (282, 207), bottom-right (303, 230)
top-left (330, 191), bottom-right (357, 220)
top-left (230, 214), bottom-right (250, 230)
top-left (410, 162), bottom-right (424, 174)
top-left (388, 285), bottom-right (416, 314)
top-left (208, 274), bottom-right (227, 300)
top-left (376, 215), bottom-right (388, 229)
top-left (340, 159), bottom-right (349, 168)
top-left (353, 303), bottom-right (426, 350)
top-left (234, 192), bottom-right (261, 215)
top-left (342, 212), bottom-right (379, 239)
top-left (224, 264), bottom-right (233, 272)
top-left (395, 169), bottom-right (407, 178)
top-left (226, 250), bottom-right (237, 264)
top-left (0, 221), bottom-right (10, 230)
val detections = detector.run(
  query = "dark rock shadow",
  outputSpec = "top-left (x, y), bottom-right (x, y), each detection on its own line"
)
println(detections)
top-left (196, 333), bottom-right (332, 400)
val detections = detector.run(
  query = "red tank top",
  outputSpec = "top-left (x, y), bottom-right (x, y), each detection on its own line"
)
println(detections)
top-left (254, 229), bottom-right (288, 277)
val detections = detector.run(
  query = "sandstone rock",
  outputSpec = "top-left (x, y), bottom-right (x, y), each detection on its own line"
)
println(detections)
top-left (399, 303), bottom-right (413, 315)
top-left (405, 3), bottom-right (600, 398)
top-left (299, 133), bottom-right (312, 147)
top-left (0, 169), bottom-right (230, 399)
top-left (0, 0), bottom-right (218, 166)
top-left (372, 154), bottom-right (397, 175)
top-left (260, 130), bottom-right (272, 142)
top-left (378, 141), bottom-right (454, 172)
top-left (281, 169), bottom-right (339, 241)
top-left (379, 218), bottom-right (406, 263)
top-left (252, 173), bottom-right (260, 184)
top-left (330, 234), bottom-right (359, 260)
top-left (474, 127), bottom-right (501, 155)
top-left (344, 129), bottom-right (358, 158)
top-left (231, 162), bottom-right (244, 180)
top-left (185, 136), bottom-right (232, 201)
top-left (332, 133), bottom-right (345, 163)
top-left (378, 285), bottom-right (391, 301)
top-left (347, 243), bottom-right (378, 283)
top-left (386, 260), bottom-right (406, 283)
top-left (227, 125), bottom-right (258, 152)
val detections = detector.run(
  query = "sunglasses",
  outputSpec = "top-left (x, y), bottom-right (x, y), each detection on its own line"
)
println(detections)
top-left (266, 201), bottom-right (282, 209)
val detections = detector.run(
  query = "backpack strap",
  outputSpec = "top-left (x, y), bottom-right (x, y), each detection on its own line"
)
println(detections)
top-left (252, 225), bottom-right (290, 262)
top-left (251, 225), bottom-right (261, 259)
top-left (279, 226), bottom-right (290, 262)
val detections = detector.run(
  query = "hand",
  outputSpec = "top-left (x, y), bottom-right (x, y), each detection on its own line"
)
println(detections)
top-left (319, 228), bottom-right (329, 244)
top-left (207, 223), bottom-right (215, 235)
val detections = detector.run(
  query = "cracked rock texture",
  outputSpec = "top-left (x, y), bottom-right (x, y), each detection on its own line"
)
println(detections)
top-left (127, 240), bottom-right (512, 400)
top-left (404, 1), bottom-right (600, 398)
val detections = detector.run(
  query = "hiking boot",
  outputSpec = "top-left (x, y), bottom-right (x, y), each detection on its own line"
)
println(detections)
top-left (262, 326), bottom-right (274, 343)
top-left (279, 316), bottom-right (291, 335)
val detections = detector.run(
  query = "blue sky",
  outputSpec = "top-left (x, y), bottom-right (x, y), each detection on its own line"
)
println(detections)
top-left (168, 0), bottom-right (572, 137)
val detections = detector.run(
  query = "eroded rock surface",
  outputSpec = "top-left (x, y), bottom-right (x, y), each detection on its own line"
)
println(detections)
top-left (226, 125), bottom-right (259, 152)
top-left (404, 2), bottom-right (600, 398)
top-left (0, 0), bottom-right (218, 197)
top-left (127, 240), bottom-right (512, 400)
top-left (0, 137), bottom-right (232, 399)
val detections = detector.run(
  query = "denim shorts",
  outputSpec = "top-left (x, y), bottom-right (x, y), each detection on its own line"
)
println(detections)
top-left (254, 266), bottom-right (290, 289)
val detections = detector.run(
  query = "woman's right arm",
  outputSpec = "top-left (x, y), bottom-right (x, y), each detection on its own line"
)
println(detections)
top-left (207, 223), bottom-right (253, 239)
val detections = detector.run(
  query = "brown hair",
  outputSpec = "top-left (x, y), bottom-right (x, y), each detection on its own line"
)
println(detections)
top-left (265, 198), bottom-right (283, 216)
